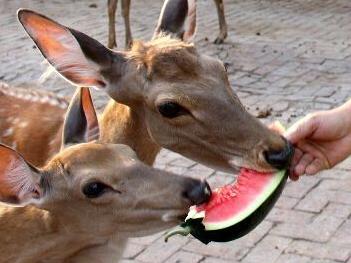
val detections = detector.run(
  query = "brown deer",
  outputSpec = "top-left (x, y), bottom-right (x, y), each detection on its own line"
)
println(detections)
top-left (12, 2), bottom-right (292, 174)
top-left (0, 87), bottom-right (210, 262)
top-left (107, 0), bottom-right (228, 48)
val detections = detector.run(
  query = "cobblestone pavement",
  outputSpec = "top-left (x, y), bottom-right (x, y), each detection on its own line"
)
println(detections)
top-left (1, 0), bottom-right (351, 262)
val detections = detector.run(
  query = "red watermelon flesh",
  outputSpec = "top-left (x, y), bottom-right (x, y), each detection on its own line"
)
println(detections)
top-left (187, 168), bottom-right (286, 231)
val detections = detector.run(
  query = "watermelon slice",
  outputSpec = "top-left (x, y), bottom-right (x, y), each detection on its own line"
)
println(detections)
top-left (164, 168), bottom-right (288, 244)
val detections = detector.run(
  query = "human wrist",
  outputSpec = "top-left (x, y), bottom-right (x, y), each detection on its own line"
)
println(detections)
top-left (336, 99), bottom-right (351, 133)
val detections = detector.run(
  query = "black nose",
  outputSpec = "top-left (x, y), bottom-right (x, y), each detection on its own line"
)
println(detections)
top-left (183, 180), bottom-right (212, 205)
top-left (264, 140), bottom-right (294, 170)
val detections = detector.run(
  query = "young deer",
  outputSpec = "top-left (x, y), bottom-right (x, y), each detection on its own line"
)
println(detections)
top-left (0, 87), bottom-right (210, 263)
top-left (13, 1), bottom-right (292, 174)
top-left (107, 0), bottom-right (227, 48)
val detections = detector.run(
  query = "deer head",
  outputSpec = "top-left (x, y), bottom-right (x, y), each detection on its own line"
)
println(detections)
top-left (0, 87), bottom-right (210, 238)
top-left (17, 2), bottom-right (292, 173)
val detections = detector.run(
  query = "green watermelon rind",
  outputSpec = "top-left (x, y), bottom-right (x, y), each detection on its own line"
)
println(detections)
top-left (201, 170), bottom-right (285, 231)
top-left (184, 171), bottom-right (288, 244)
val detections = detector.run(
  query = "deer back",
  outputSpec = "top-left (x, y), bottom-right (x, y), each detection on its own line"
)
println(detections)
top-left (0, 82), bottom-right (67, 166)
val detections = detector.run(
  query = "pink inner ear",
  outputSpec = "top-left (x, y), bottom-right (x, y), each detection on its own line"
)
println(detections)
top-left (0, 153), bottom-right (20, 202)
top-left (81, 88), bottom-right (100, 141)
top-left (183, 0), bottom-right (196, 42)
top-left (20, 12), bottom-right (104, 87)
top-left (0, 147), bottom-right (39, 205)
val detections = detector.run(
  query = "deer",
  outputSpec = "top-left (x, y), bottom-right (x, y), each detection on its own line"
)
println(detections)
top-left (107, 0), bottom-right (228, 49)
top-left (0, 86), bottom-right (211, 263)
top-left (8, 0), bottom-right (292, 178)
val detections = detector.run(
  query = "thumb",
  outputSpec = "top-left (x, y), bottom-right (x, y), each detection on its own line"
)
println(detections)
top-left (284, 114), bottom-right (319, 144)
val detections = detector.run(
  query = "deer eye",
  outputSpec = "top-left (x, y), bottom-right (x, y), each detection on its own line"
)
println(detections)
top-left (82, 182), bottom-right (110, 198)
top-left (157, 102), bottom-right (189, 119)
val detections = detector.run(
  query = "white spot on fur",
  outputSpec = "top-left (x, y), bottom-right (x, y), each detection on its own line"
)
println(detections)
top-left (0, 82), bottom-right (68, 109)
top-left (3, 128), bottom-right (13, 137)
top-left (50, 99), bottom-right (59, 107)
top-left (40, 96), bottom-right (49, 104)
top-left (18, 122), bottom-right (28, 128)
top-left (24, 94), bottom-right (32, 101)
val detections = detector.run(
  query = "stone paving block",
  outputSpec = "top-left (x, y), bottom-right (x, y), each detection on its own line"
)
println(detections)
top-left (318, 179), bottom-right (351, 191)
top-left (119, 260), bottom-right (143, 263)
top-left (336, 157), bottom-right (351, 170)
top-left (318, 169), bottom-right (351, 180)
top-left (295, 188), bottom-right (329, 213)
top-left (274, 196), bottom-right (299, 209)
top-left (276, 254), bottom-right (340, 263)
top-left (283, 177), bottom-right (320, 199)
top-left (135, 235), bottom-right (189, 263)
top-left (166, 251), bottom-right (203, 263)
top-left (170, 158), bottom-right (196, 168)
top-left (201, 257), bottom-right (237, 263)
top-left (241, 235), bottom-right (292, 263)
top-left (271, 213), bottom-right (344, 242)
top-left (122, 242), bottom-right (146, 259)
top-left (183, 221), bottom-right (272, 261)
top-left (330, 219), bottom-right (351, 247)
top-left (323, 202), bottom-right (351, 219)
top-left (164, 165), bottom-right (189, 176)
top-left (275, 253), bottom-right (313, 263)
top-left (266, 207), bottom-right (313, 224)
top-left (329, 190), bottom-right (351, 205)
top-left (130, 232), bottom-right (163, 246)
top-left (183, 164), bottom-right (215, 180)
top-left (183, 239), bottom-right (250, 261)
top-left (285, 240), bottom-right (350, 262)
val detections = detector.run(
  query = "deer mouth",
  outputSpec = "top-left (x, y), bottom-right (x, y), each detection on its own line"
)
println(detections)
top-left (162, 210), bottom-right (189, 223)
top-left (228, 157), bottom-right (277, 174)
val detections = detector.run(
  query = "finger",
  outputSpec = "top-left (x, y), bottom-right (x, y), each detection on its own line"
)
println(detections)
top-left (289, 149), bottom-right (303, 180)
top-left (291, 148), bottom-right (303, 168)
top-left (294, 153), bottom-right (314, 176)
top-left (305, 158), bottom-right (327, 175)
top-left (289, 173), bottom-right (300, 181)
top-left (297, 141), bottom-right (331, 170)
top-left (284, 115), bottom-right (319, 144)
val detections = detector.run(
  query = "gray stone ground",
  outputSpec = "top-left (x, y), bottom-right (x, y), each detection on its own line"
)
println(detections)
top-left (1, 0), bottom-right (351, 262)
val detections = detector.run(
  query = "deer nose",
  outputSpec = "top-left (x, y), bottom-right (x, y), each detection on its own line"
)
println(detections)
top-left (183, 180), bottom-right (212, 205)
top-left (264, 140), bottom-right (294, 170)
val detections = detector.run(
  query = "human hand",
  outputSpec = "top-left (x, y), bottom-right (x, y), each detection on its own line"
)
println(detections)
top-left (285, 103), bottom-right (351, 180)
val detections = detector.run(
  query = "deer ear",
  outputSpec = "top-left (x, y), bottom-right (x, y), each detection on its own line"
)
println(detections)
top-left (17, 9), bottom-right (125, 89)
top-left (153, 0), bottom-right (197, 42)
top-left (0, 144), bottom-right (43, 206)
top-left (62, 87), bottom-right (99, 149)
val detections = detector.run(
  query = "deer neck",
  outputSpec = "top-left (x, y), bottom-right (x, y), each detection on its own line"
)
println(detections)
top-left (99, 100), bottom-right (161, 165)
top-left (0, 205), bottom-right (113, 261)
